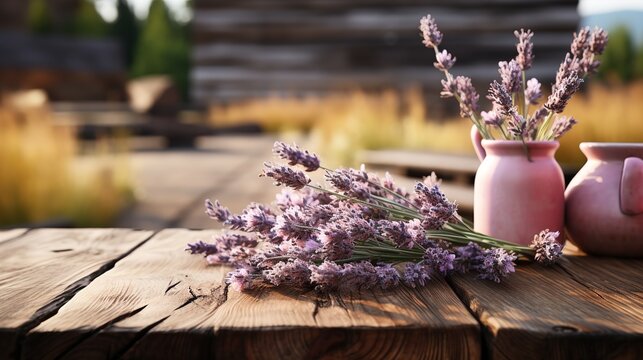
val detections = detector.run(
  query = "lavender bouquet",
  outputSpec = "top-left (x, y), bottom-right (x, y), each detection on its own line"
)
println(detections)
top-left (188, 142), bottom-right (562, 292)
top-left (420, 14), bottom-right (607, 142)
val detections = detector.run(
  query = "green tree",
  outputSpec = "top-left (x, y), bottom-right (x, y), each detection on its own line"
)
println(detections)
top-left (73, 0), bottom-right (110, 37)
top-left (112, 0), bottom-right (139, 67)
top-left (28, 0), bottom-right (53, 34)
top-left (131, 0), bottom-right (190, 99)
top-left (599, 26), bottom-right (634, 82)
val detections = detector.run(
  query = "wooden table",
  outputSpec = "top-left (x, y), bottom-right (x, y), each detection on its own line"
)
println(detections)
top-left (1, 229), bottom-right (641, 360)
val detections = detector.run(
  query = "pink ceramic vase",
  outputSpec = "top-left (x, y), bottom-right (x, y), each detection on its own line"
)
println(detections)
top-left (565, 143), bottom-right (643, 257)
top-left (471, 127), bottom-right (565, 246)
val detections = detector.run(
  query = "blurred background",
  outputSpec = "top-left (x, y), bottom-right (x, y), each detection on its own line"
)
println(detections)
top-left (0, 0), bottom-right (641, 230)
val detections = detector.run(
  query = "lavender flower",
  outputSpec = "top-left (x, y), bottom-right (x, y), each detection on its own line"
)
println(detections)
top-left (263, 259), bottom-right (311, 287)
top-left (375, 264), bottom-right (401, 289)
top-left (571, 27), bottom-right (591, 57)
top-left (440, 78), bottom-right (457, 98)
top-left (498, 60), bottom-right (521, 93)
top-left (434, 50), bottom-right (456, 71)
top-left (419, 14), bottom-right (442, 48)
top-left (476, 248), bottom-right (517, 283)
top-left (309, 261), bottom-right (343, 291)
top-left (273, 207), bottom-right (315, 244)
top-left (455, 76), bottom-right (480, 117)
top-left (589, 27), bottom-right (608, 55)
top-left (514, 29), bottom-right (534, 70)
top-left (186, 240), bottom-right (218, 255)
top-left (318, 223), bottom-right (353, 260)
top-left (379, 220), bottom-right (414, 248)
top-left (340, 262), bottom-right (379, 291)
top-left (545, 72), bottom-right (583, 113)
top-left (241, 203), bottom-right (275, 233)
top-left (531, 230), bottom-right (563, 265)
top-left (402, 262), bottom-right (432, 288)
top-left (262, 162), bottom-right (310, 189)
top-left (487, 81), bottom-right (515, 117)
top-left (227, 268), bottom-right (254, 291)
top-left (481, 110), bottom-right (504, 127)
top-left (549, 116), bottom-right (577, 140)
top-left (524, 78), bottom-right (542, 105)
top-left (507, 113), bottom-right (528, 139)
top-left (423, 247), bottom-right (456, 275)
top-left (192, 141), bottom-right (566, 293)
top-left (273, 141), bottom-right (320, 172)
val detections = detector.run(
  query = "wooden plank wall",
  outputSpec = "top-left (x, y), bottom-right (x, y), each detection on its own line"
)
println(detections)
top-left (191, 0), bottom-right (580, 104)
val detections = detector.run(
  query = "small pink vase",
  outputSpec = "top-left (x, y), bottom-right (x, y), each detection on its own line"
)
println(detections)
top-left (565, 142), bottom-right (643, 257)
top-left (471, 127), bottom-right (565, 246)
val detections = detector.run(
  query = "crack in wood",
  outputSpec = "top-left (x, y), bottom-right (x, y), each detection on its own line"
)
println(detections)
top-left (51, 305), bottom-right (149, 360)
top-left (164, 280), bottom-right (182, 295)
top-left (174, 286), bottom-right (206, 311)
top-left (12, 231), bottom-right (156, 360)
top-left (556, 262), bottom-right (609, 303)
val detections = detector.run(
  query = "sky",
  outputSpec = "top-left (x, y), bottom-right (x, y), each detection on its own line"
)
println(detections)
top-left (578, 0), bottom-right (643, 15)
top-left (95, 0), bottom-right (192, 23)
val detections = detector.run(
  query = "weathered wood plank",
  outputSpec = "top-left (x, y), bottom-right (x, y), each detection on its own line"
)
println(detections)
top-left (193, 7), bottom-right (578, 43)
top-left (196, 0), bottom-right (577, 9)
top-left (24, 229), bottom-right (228, 360)
top-left (0, 228), bottom-right (27, 244)
top-left (449, 256), bottom-right (643, 360)
top-left (27, 229), bottom-right (480, 359)
top-left (0, 228), bottom-right (153, 359)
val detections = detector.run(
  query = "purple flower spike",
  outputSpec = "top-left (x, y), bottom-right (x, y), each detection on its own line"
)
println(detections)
top-left (549, 116), bottom-right (577, 140)
top-left (227, 268), bottom-right (254, 292)
top-left (273, 141), bottom-right (320, 172)
top-left (241, 204), bottom-right (276, 233)
top-left (545, 72), bottom-right (583, 113)
top-left (440, 78), bottom-right (457, 98)
top-left (375, 264), bottom-right (401, 289)
top-left (571, 27), bottom-right (591, 57)
top-left (423, 247), bottom-right (456, 275)
top-left (434, 50), bottom-right (456, 71)
top-left (186, 240), bottom-right (218, 255)
top-left (309, 261), bottom-right (343, 291)
top-left (498, 60), bottom-right (521, 93)
top-left (454, 76), bottom-right (480, 117)
top-left (524, 78), bottom-right (542, 105)
top-left (402, 262), bottom-right (432, 288)
top-left (262, 162), bottom-right (311, 190)
top-left (263, 259), bottom-right (312, 287)
top-left (419, 14), bottom-right (443, 48)
top-left (318, 223), bottom-right (354, 261)
top-left (514, 29), bottom-right (534, 71)
top-left (476, 248), bottom-right (517, 283)
top-left (205, 199), bottom-right (230, 222)
top-left (487, 81), bottom-right (515, 117)
top-left (531, 230), bottom-right (563, 265)
top-left (589, 27), bottom-right (608, 55)
top-left (481, 110), bottom-right (504, 127)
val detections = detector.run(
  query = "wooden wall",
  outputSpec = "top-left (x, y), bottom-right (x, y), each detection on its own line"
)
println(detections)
top-left (191, 0), bottom-right (580, 105)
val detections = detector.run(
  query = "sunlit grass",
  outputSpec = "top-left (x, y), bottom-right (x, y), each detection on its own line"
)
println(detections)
top-left (208, 82), bottom-right (643, 168)
top-left (0, 106), bottom-right (133, 227)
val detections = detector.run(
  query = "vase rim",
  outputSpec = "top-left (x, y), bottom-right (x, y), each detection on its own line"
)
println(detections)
top-left (580, 142), bottom-right (643, 149)
top-left (481, 140), bottom-right (559, 148)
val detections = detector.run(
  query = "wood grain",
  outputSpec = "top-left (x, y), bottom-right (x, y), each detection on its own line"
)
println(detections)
top-left (0, 228), bottom-right (27, 244)
top-left (24, 229), bottom-right (229, 360)
top-left (0, 228), bottom-right (153, 360)
top-left (449, 256), bottom-right (643, 360)
top-left (26, 229), bottom-right (480, 359)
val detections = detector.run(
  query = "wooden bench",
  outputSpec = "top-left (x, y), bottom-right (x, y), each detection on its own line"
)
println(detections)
top-left (1, 228), bottom-right (641, 359)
